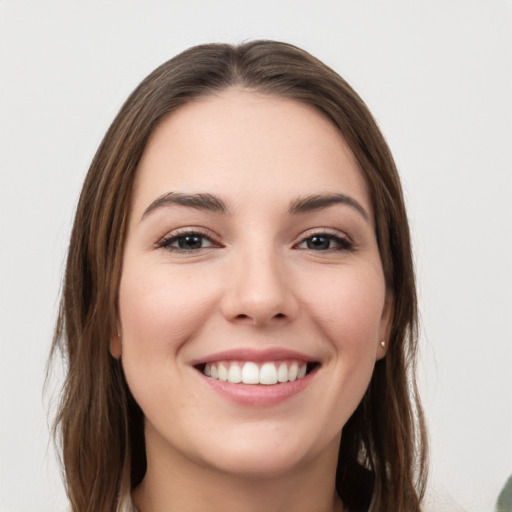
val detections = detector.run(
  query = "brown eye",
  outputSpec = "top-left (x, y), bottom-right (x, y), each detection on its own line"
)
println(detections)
top-left (176, 235), bottom-right (205, 250)
top-left (158, 232), bottom-right (217, 251)
top-left (307, 236), bottom-right (331, 250)
top-left (298, 234), bottom-right (353, 251)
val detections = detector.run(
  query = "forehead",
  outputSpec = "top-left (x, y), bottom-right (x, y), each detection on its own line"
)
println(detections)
top-left (133, 88), bottom-right (371, 216)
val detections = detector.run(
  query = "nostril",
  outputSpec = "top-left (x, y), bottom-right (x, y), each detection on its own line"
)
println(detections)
top-left (231, 311), bottom-right (287, 325)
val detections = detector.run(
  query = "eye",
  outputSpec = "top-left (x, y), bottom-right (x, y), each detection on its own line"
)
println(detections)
top-left (296, 233), bottom-right (353, 251)
top-left (157, 231), bottom-right (218, 252)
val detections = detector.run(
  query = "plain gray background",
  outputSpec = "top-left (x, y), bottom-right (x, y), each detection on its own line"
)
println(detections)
top-left (1, 1), bottom-right (511, 511)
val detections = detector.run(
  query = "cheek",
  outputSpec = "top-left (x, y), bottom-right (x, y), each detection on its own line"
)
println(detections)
top-left (118, 261), bottom-right (217, 353)
top-left (117, 266), bottom-right (211, 417)
top-left (299, 264), bottom-right (386, 351)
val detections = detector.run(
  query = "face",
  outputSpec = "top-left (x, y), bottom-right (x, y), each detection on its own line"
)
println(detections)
top-left (113, 89), bottom-right (390, 478)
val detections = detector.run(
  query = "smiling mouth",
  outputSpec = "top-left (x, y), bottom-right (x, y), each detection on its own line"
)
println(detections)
top-left (197, 360), bottom-right (319, 385)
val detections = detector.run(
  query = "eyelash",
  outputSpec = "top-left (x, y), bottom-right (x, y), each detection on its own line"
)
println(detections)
top-left (156, 229), bottom-right (220, 252)
top-left (295, 232), bottom-right (354, 252)
top-left (156, 229), bottom-right (354, 253)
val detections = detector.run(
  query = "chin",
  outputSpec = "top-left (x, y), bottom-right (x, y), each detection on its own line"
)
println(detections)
top-left (192, 425), bottom-right (337, 479)
top-left (203, 445), bottom-right (309, 479)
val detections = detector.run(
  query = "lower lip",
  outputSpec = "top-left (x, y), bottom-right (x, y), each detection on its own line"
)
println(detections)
top-left (197, 368), bottom-right (317, 406)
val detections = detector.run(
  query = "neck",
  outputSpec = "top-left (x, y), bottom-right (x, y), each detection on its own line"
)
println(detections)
top-left (132, 427), bottom-right (343, 512)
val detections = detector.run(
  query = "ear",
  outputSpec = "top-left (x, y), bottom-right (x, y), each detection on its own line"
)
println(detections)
top-left (376, 293), bottom-right (393, 360)
top-left (110, 325), bottom-right (122, 359)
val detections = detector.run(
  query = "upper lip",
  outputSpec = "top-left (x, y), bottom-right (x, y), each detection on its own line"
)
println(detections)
top-left (190, 347), bottom-right (319, 366)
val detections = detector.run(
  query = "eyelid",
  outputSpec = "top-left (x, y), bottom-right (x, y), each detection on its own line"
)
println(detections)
top-left (293, 228), bottom-right (355, 252)
top-left (294, 227), bottom-right (352, 244)
top-left (155, 226), bottom-right (221, 249)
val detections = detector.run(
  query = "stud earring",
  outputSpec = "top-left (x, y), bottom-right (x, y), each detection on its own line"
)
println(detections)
top-left (380, 340), bottom-right (386, 348)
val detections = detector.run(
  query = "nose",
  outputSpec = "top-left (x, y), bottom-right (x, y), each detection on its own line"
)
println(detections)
top-left (220, 249), bottom-right (298, 328)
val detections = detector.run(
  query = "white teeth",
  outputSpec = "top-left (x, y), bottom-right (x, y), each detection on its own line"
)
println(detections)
top-left (227, 363), bottom-right (242, 383)
top-left (218, 362), bottom-right (228, 382)
top-left (242, 362), bottom-right (259, 384)
top-left (260, 362), bottom-right (278, 385)
top-left (277, 362), bottom-right (288, 383)
top-left (289, 362), bottom-right (298, 381)
top-left (202, 360), bottom-right (310, 385)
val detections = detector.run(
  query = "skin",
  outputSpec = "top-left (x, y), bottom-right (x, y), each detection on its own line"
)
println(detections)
top-left (112, 89), bottom-right (390, 512)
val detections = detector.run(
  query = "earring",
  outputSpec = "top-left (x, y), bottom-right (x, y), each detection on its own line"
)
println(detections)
top-left (380, 340), bottom-right (386, 348)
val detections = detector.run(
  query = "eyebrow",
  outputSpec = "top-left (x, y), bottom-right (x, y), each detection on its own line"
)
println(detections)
top-left (142, 192), bottom-right (228, 219)
top-left (288, 193), bottom-right (369, 222)
top-left (141, 191), bottom-right (369, 222)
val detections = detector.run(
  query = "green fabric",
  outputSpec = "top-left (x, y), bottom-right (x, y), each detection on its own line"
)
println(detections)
top-left (496, 475), bottom-right (512, 512)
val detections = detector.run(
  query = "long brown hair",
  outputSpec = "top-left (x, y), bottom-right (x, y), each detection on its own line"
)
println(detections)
top-left (50, 40), bottom-right (428, 512)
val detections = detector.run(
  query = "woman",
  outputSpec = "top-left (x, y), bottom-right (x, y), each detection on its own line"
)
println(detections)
top-left (50, 40), bottom-right (428, 512)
